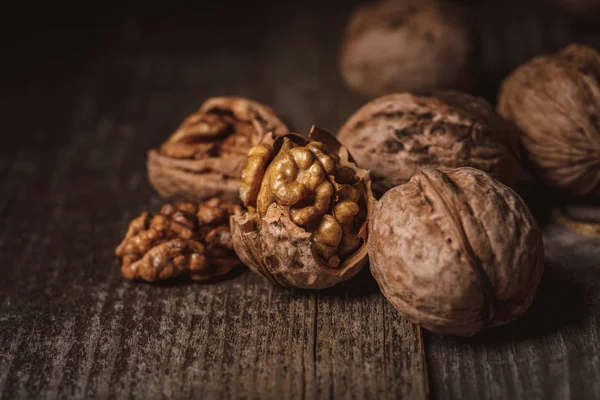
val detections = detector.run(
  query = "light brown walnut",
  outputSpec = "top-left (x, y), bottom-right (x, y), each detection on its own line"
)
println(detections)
top-left (231, 126), bottom-right (375, 289)
top-left (369, 167), bottom-right (544, 336)
top-left (115, 198), bottom-right (242, 282)
top-left (338, 91), bottom-right (522, 197)
top-left (339, 0), bottom-right (473, 97)
top-left (498, 44), bottom-right (600, 198)
top-left (148, 97), bottom-right (288, 202)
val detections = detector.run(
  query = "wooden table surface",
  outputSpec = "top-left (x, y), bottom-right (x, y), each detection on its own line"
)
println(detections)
top-left (1, 0), bottom-right (599, 398)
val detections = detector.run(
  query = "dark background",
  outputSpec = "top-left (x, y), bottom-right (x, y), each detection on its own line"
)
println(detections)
top-left (1, 0), bottom-right (599, 399)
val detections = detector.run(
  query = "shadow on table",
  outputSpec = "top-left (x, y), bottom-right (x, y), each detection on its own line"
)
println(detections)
top-left (444, 258), bottom-right (591, 345)
top-left (134, 266), bottom-right (249, 288)
top-left (317, 266), bottom-right (382, 298)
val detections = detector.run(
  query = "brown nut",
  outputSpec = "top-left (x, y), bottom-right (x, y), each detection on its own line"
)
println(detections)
top-left (369, 167), bottom-right (545, 336)
top-left (231, 126), bottom-right (375, 289)
top-left (338, 91), bottom-right (522, 197)
top-left (115, 198), bottom-right (243, 282)
top-left (148, 97), bottom-right (289, 202)
top-left (339, 0), bottom-right (473, 97)
top-left (498, 44), bottom-right (600, 198)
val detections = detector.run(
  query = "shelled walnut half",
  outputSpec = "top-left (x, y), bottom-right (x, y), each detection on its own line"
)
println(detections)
top-left (231, 126), bottom-right (375, 289)
top-left (148, 97), bottom-right (289, 202)
top-left (115, 198), bottom-right (242, 282)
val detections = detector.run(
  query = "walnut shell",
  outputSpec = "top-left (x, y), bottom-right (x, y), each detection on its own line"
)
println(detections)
top-left (369, 167), bottom-right (545, 336)
top-left (339, 0), bottom-right (473, 97)
top-left (338, 91), bottom-right (522, 196)
top-left (497, 44), bottom-right (600, 197)
top-left (148, 97), bottom-right (289, 202)
top-left (231, 127), bottom-right (375, 289)
top-left (115, 198), bottom-right (243, 282)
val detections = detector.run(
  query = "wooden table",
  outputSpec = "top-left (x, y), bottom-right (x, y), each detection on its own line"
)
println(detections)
top-left (1, 0), bottom-right (599, 398)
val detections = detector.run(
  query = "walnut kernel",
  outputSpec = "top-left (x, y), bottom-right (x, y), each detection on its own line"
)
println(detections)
top-left (231, 126), bottom-right (375, 289)
top-left (115, 198), bottom-right (243, 282)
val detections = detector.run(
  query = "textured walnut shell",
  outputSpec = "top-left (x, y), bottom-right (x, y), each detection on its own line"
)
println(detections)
top-left (148, 97), bottom-right (289, 202)
top-left (369, 167), bottom-right (544, 336)
top-left (338, 91), bottom-right (522, 196)
top-left (339, 0), bottom-right (473, 97)
top-left (498, 44), bottom-right (600, 197)
top-left (231, 127), bottom-right (375, 289)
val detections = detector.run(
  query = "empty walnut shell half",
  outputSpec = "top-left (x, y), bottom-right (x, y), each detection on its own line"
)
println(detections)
top-left (231, 126), bottom-right (375, 289)
top-left (148, 97), bottom-right (289, 202)
top-left (115, 198), bottom-right (243, 282)
top-left (338, 91), bottom-right (522, 197)
top-left (369, 167), bottom-right (545, 336)
top-left (339, 0), bottom-right (473, 97)
top-left (497, 44), bottom-right (600, 198)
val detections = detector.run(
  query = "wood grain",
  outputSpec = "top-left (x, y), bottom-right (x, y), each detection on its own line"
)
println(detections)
top-left (0, 2), bottom-right (427, 399)
top-left (1, 0), bottom-right (599, 399)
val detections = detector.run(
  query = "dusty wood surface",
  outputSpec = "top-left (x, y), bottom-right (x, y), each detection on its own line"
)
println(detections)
top-left (0, 0), bottom-right (599, 399)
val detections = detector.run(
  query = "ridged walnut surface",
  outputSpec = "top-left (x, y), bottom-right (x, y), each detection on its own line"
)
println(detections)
top-left (231, 127), bottom-right (375, 289)
top-left (148, 97), bottom-right (288, 202)
top-left (339, 0), bottom-right (472, 97)
top-left (338, 91), bottom-right (521, 196)
top-left (498, 44), bottom-right (600, 197)
top-left (115, 198), bottom-right (242, 282)
top-left (369, 167), bottom-right (544, 336)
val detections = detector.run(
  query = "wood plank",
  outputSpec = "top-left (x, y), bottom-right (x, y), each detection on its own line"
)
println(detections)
top-left (425, 224), bottom-right (600, 400)
top-left (0, 2), bottom-right (428, 399)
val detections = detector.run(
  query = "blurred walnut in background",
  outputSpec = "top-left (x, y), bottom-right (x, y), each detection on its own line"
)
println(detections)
top-left (339, 0), bottom-right (473, 97)
top-left (498, 44), bottom-right (600, 198)
top-left (148, 97), bottom-right (288, 202)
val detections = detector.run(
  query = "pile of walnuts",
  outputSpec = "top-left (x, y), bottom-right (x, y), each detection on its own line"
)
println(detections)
top-left (115, 42), bottom-right (599, 337)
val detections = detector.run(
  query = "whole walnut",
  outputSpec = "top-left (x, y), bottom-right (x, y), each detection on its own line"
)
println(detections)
top-left (339, 0), bottom-right (473, 97)
top-left (338, 91), bottom-right (521, 196)
top-left (148, 97), bottom-right (289, 202)
top-left (498, 44), bottom-right (600, 198)
top-left (115, 198), bottom-right (243, 282)
top-left (369, 167), bottom-right (545, 336)
top-left (230, 126), bottom-right (375, 289)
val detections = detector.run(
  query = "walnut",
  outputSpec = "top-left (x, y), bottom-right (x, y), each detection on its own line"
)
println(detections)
top-left (497, 44), bottom-right (600, 198)
top-left (147, 97), bottom-right (289, 202)
top-left (338, 91), bottom-right (522, 197)
top-left (115, 198), bottom-right (243, 282)
top-left (369, 167), bottom-right (545, 336)
top-left (231, 126), bottom-right (375, 289)
top-left (339, 0), bottom-right (473, 97)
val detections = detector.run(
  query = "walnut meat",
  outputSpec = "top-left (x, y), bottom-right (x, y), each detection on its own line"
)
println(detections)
top-left (339, 0), bottom-right (472, 97)
top-left (148, 97), bottom-right (289, 202)
top-left (115, 198), bottom-right (243, 282)
top-left (498, 44), bottom-right (600, 197)
top-left (369, 167), bottom-right (544, 336)
top-left (338, 91), bottom-right (521, 196)
top-left (231, 126), bottom-right (375, 289)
